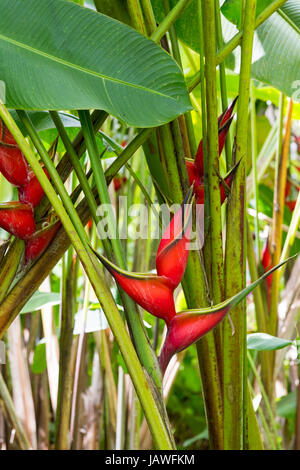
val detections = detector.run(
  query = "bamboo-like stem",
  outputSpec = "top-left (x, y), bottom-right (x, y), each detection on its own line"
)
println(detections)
top-left (223, 0), bottom-right (257, 450)
top-left (269, 97), bottom-right (293, 339)
top-left (0, 372), bottom-right (31, 450)
top-left (246, 220), bottom-right (271, 395)
top-left (0, 239), bottom-right (24, 304)
top-left (202, 0), bottom-right (224, 305)
top-left (187, 0), bottom-right (287, 92)
top-left (215, 0), bottom-right (231, 169)
top-left (55, 249), bottom-right (76, 450)
top-left (127, 0), bottom-right (147, 35)
top-left (250, 80), bottom-right (261, 258)
top-left (0, 102), bottom-right (175, 450)
top-left (150, 0), bottom-right (192, 43)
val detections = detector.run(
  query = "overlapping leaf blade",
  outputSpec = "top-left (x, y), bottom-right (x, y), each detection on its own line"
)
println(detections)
top-left (0, 0), bottom-right (192, 127)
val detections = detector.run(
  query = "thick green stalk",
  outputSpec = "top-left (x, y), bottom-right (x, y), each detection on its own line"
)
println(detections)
top-left (215, 0), bottom-right (231, 169)
top-left (0, 239), bottom-right (24, 304)
top-left (246, 220), bottom-right (271, 395)
top-left (202, 0), bottom-right (224, 305)
top-left (150, 0), bottom-right (192, 43)
top-left (223, 0), bottom-right (257, 450)
top-left (187, 0), bottom-right (287, 92)
top-left (55, 249), bottom-right (76, 450)
top-left (250, 80), bottom-right (260, 257)
top-left (0, 102), bottom-right (174, 450)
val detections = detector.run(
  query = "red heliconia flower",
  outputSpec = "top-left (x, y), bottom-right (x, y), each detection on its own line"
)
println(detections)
top-left (113, 176), bottom-right (127, 192)
top-left (90, 188), bottom-right (194, 325)
top-left (261, 238), bottom-right (273, 307)
top-left (25, 220), bottom-right (60, 263)
top-left (159, 253), bottom-right (297, 372)
top-left (186, 98), bottom-right (237, 205)
top-left (0, 202), bottom-right (36, 240)
top-left (18, 168), bottom-right (50, 208)
top-left (193, 96), bottom-right (238, 175)
top-left (186, 160), bottom-right (239, 205)
top-left (0, 120), bottom-right (30, 187)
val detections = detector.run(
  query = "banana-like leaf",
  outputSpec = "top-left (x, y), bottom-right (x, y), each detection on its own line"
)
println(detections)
top-left (221, 0), bottom-right (300, 98)
top-left (0, 0), bottom-right (191, 127)
top-left (152, 0), bottom-right (300, 98)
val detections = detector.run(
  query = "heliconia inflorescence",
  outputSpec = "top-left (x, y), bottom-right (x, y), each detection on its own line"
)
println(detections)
top-left (0, 120), bottom-right (30, 187)
top-left (91, 185), bottom-right (297, 373)
top-left (91, 187), bottom-right (194, 326)
top-left (186, 97), bottom-right (238, 205)
top-left (24, 220), bottom-right (60, 263)
top-left (0, 119), bottom-right (58, 263)
top-left (0, 202), bottom-right (36, 240)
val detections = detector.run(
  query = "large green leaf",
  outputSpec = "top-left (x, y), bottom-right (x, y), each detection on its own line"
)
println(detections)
top-left (221, 0), bottom-right (300, 98)
top-left (247, 333), bottom-right (293, 351)
top-left (0, 0), bottom-right (191, 127)
top-left (152, 0), bottom-right (300, 98)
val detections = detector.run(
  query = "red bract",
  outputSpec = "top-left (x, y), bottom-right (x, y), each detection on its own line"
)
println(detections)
top-left (91, 189), bottom-right (194, 325)
top-left (18, 168), bottom-right (50, 208)
top-left (0, 202), bottom-right (36, 240)
top-left (159, 253), bottom-right (297, 372)
top-left (187, 158), bottom-right (239, 205)
top-left (194, 97), bottom-right (237, 175)
top-left (113, 176), bottom-right (127, 192)
top-left (0, 120), bottom-right (30, 187)
top-left (25, 220), bottom-right (60, 263)
top-left (187, 98), bottom-right (237, 205)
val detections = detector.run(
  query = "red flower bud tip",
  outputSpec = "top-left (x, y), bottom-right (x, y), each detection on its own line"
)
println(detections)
top-left (159, 252), bottom-right (298, 372)
top-left (90, 189), bottom-right (194, 325)
top-left (187, 159), bottom-right (239, 206)
top-left (194, 98), bottom-right (237, 174)
top-left (113, 176), bottom-right (127, 192)
top-left (218, 95), bottom-right (238, 128)
top-left (121, 140), bottom-right (128, 148)
top-left (25, 221), bottom-right (60, 263)
top-left (0, 121), bottom-right (30, 187)
top-left (18, 168), bottom-right (50, 208)
top-left (285, 180), bottom-right (291, 199)
top-left (0, 202), bottom-right (36, 240)
top-left (286, 200), bottom-right (297, 212)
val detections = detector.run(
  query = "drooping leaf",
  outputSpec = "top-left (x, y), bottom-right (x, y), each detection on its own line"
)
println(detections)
top-left (0, 0), bottom-right (192, 127)
top-left (247, 333), bottom-right (293, 351)
top-left (21, 291), bottom-right (61, 313)
top-left (221, 0), bottom-right (300, 98)
top-left (277, 391), bottom-right (297, 417)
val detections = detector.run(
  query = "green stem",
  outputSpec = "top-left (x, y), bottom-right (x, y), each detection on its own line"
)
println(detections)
top-left (150, 0), bottom-right (192, 43)
top-left (187, 0), bottom-right (287, 92)
top-left (247, 352), bottom-right (280, 449)
top-left (0, 101), bottom-right (174, 450)
top-left (215, 0), bottom-right (231, 169)
top-left (0, 239), bottom-right (24, 304)
top-left (223, 0), bottom-right (257, 450)
top-left (250, 80), bottom-right (260, 257)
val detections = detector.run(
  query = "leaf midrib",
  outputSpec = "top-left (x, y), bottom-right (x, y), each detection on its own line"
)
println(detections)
top-left (0, 32), bottom-right (178, 102)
